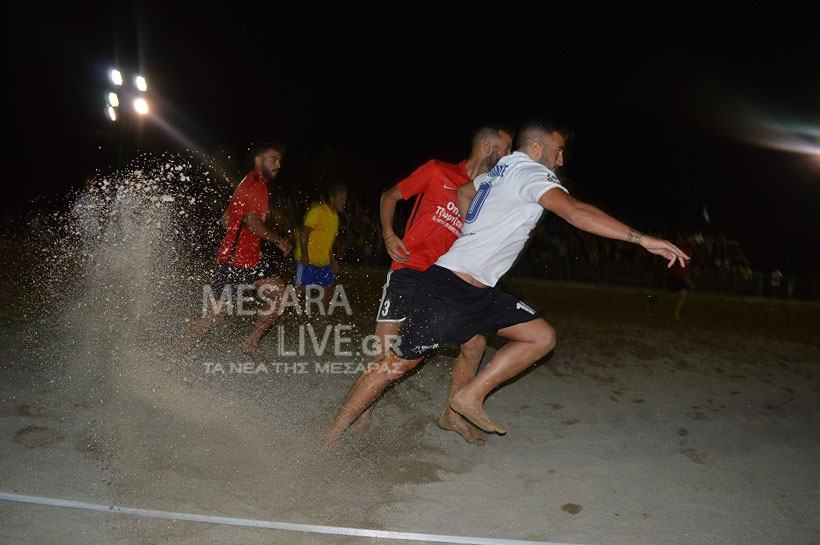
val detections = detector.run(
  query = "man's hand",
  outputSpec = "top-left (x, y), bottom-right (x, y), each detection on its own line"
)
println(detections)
top-left (639, 235), bottom-right (690, 268)
top-left (385, 233), bottom-right (410, 263)
top-left (277, 237), bottom-right (292, 257)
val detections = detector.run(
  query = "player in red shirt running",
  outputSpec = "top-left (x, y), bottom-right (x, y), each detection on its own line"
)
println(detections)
top-left (353, 125), bottom-right (512, 445)
top-left (178, 143), bottom-right (292, 362)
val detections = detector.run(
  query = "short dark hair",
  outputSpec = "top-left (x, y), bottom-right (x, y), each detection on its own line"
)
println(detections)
top-left (251, 141), bottom-right (286, 160)
top-left (470, 123), bottom-right (514, 149)
top-left (516, 118), bottom-right (569, 150)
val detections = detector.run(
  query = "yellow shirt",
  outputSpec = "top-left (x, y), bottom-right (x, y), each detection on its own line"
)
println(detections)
top-left (303, 203), bottom-right (339, 266)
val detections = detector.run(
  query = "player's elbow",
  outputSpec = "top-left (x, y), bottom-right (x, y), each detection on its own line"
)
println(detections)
top-left (382, 186), bottom-right (403, 203)
top-left (243, 214), bottom-right (261, 235)
top-left (563, 202), bottom-right (595, 230)
top-left (565, 207), bottom-right (587, 228)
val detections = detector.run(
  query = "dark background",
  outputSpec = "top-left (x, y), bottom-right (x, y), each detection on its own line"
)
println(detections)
top-left (8, 2), bottom-right (820, 274)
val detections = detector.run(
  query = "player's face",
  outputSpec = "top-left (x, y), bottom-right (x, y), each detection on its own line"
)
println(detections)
top-left (332, 190), bottom-right (347, 212)
top-left (540, 132), bottom-right (565, 170)
top-left (495, 131), bottom-right (513, 159)
top-left (487, 131), bottom-right (513, 168)
top-left (257, 149), bottom-right (283, 180)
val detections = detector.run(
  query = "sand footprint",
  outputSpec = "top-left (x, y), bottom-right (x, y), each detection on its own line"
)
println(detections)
top-left (561, 503), bottom-right (583, 514)
top-left (682, 448), bottom-right (709, 465)
top-left (13, 426), bottom-right (64, 449)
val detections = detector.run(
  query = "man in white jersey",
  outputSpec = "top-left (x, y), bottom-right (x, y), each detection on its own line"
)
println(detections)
top-left (323, 118), bottom-right (689, 447)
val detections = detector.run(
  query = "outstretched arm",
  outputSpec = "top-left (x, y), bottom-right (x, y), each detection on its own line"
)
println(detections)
top-left (540, 189), bottom-right (689, 268)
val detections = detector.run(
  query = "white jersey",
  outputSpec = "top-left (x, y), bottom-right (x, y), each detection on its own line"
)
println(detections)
top-left (436, 151), bottom-right (567, 287)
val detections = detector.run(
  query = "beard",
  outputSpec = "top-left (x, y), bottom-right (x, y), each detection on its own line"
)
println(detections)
top-left (483, 150), bottom-right (502, 172)
top-left (262, 167), bottom-right (279, 181)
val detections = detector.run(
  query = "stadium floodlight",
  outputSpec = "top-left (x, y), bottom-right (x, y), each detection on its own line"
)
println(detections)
top-left (135, 75), bottom-right (147, 92)
top-left (133, 97), bottom-right (149, 115)
top-left (106, 106), bottom-right (117, 122)
top-left (110, 69), bottom-right (123, 86)
top-left (107, 92), bottom-right (119, 108)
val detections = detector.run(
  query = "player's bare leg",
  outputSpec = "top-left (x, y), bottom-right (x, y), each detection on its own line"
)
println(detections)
top-left (322, 352), bottom-right (422, 450)
top-left (437, 334), bottom-right (487, 445)
top-left (352, 320), bottom-right (402, 431)
top-left (176, 296), bottom-right (231, 358)
top-left (450, 318), bottom-right (556, 434)
top-left (673, 289), bottom-right (688, 320)
top-left (242, 277), bottom-right (285, 363)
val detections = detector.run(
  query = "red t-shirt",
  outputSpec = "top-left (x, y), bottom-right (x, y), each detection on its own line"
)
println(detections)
top-left (392, 159), bottom-right (470, 272)
top-left (216, 170), bottom-right (269, 268)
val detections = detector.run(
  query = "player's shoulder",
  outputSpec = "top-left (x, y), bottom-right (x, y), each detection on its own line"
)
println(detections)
top-left (305, 200), bottom-right (324, 214)
top-left (422, 158), bottom-right (457, 173)
top-left (239, 169), bottom-right (261, 184)
top-left (508, 154), bottom-right (559, 184)
top-left (239, 171), bottom-right (267, 192)
top-left (505, 152), bottom-right (540, 171)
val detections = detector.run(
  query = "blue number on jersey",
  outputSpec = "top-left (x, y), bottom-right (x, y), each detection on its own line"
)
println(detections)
top-left (465, 180), bottom-right (492, 223)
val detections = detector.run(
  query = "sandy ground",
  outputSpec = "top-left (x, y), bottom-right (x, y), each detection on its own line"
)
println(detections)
top-left (1, 267), bottom-right (819, 545)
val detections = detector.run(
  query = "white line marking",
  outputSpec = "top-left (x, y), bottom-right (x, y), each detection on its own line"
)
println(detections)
top-left (0, 492), bottom-right (586, 545)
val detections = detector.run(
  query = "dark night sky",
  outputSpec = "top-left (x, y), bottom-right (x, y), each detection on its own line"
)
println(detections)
top-left (9, 2), bottom-right (820, 274)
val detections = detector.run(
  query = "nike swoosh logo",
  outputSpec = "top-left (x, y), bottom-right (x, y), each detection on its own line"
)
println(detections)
top-left (443, 184), bottom-right (457, 190)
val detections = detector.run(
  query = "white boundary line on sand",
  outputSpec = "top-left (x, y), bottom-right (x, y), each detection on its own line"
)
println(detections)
top-left (0, 492), bottom-right (585, 545)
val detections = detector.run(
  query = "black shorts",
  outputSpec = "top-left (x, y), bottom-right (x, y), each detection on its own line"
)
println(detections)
top-left (375, 268), bottom-right (424, 322)
top-left (396, 265), bottom-right (540, 360)
top-left (210, 263), bottom-right (266, 299)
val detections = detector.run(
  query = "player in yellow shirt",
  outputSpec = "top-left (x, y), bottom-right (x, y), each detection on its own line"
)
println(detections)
top-left (295, 185), bottom-right (347, 314)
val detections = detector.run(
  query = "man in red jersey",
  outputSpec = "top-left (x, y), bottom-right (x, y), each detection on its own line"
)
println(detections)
top-left (350, 125), bottom-right (512, 445)
top-left (178, 143), bottom-right (292, 362)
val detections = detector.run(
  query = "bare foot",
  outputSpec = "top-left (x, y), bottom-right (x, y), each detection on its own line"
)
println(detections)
top-left (437, 406), bottom-right (486, 445)
top-left (320, 429), bottom-right (342, 454)
top-left (242, 344), bottom-right (268, 365)
top-left (352, 406), bottom-right (373, 432)
top-left (449, 394), bottom-right (506, 435)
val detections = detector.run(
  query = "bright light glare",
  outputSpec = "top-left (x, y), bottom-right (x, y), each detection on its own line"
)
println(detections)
top-left (107, 92), bottom-right (119, 108)
top-left (110, 69), bottom-right (123, 86)
top-left (135, 75), bottom-right (147, 92)
top-left (106, 106), bottom-right (117, 122)
top-left (133, 97), bottom-right (149, 115)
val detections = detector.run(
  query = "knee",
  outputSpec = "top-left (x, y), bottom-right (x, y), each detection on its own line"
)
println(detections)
top-left (257, 278), bottom-right (286, 307)
top-left (461, 334), bottom-right (486, 358)
top-left (259, 277), bottom-right (285, 295)
top-left (534, 323), bottom-right (556, 356)
top-left (372, 353), bottom-right (419, 381)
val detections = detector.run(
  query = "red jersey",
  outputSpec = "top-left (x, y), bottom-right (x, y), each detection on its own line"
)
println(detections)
top-left (216, 170), bottom-right (269, 268)
top-left (392, 159), bottom-right (470, 272)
